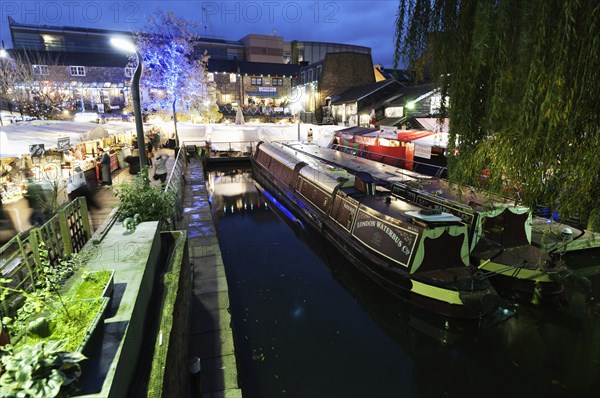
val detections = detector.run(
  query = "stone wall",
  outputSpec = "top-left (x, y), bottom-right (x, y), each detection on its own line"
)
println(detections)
top-left (319, 52), bottom-right (375, 104)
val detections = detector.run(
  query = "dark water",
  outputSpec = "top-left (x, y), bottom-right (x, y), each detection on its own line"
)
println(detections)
top-left (208, 168), bottom-right (600, 398)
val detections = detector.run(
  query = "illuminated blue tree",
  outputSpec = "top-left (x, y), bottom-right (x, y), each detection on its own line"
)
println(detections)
top-left (133, 11), bottom-right (218, 124)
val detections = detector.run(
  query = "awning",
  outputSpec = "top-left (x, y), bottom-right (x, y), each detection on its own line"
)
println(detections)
top-left (396, 130), bottom-right (437, 142)
top-left (245, 91), bottom-right (280, 98)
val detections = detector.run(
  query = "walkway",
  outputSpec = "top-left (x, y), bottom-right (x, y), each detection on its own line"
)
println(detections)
top-left (88, 148), bottom-right (175, 231)
top-left (178, 158), bottom-right (242, 398)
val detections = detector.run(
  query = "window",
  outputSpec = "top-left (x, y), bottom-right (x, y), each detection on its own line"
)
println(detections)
top-left (69, 66), bottom-right (86, 76)
top-left (272, 78), bottom-right (283, 86)
top-left (300, 71), bottom-right (306, 84)
top-left (316, 65), bottom-right (322, 80)
top-left (251, 77), bottom-right (262, 86)
top-left (229, 73), bottom-right (236, 83)
top-left (308, 69), bottom-right (314, 82)
top-left (207, 73), bottom-right (214, 82)
top-left (124, 67), bottom-right (134, 78)
top-left (32, 65), bottom-right (49, 75)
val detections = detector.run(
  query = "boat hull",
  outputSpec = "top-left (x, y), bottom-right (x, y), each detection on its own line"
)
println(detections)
top-left (252, 160), bottom-right (499, 319)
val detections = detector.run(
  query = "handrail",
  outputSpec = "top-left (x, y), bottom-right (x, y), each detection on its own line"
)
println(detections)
top-left (332, 143), bottom-right (448, 178)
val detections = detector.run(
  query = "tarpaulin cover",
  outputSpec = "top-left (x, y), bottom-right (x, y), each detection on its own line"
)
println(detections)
top-left (396, 130), bottom-right (437, 142)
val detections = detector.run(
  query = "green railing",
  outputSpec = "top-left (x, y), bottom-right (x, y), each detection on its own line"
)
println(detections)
top-left (164, 145), bottom-right (188, 226)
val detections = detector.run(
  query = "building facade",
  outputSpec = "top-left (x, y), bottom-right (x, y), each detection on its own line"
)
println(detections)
top-left (5, 17), bottom-right (377, 123)
top-left (293, 52), bottom-right (376, 124)
top-left (206, 59), bottom-right (298, 120)
top-left (6, 17), bottom-right (132, 117)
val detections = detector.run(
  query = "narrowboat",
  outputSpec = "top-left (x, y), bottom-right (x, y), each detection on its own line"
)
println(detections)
top-left (280, 142), bottom-right (583, 302)
top-left (286, 143), bottom-right (589, 303)
top-left (252, 142), bottom-right (500, 319)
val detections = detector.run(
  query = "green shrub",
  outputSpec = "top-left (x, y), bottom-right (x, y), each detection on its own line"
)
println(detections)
top-left (115, 171), bottom-right (176, 229)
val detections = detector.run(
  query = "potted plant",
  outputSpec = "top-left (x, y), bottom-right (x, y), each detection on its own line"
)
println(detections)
top-left (0, 340), bottom-right (86, 397)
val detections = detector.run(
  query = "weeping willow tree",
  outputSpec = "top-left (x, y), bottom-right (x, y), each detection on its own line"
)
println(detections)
top-left (395, 0), bottom-right (600, 230)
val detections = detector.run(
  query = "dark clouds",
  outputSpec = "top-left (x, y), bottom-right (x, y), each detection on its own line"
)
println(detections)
top-left (0, 0), bottom-right (399, 66)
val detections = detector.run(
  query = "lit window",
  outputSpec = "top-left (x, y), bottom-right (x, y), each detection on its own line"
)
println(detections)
top-left (32, 65), bottom-right (49, 75)
top-left (272, 78), bottom-right (283, 86)
top-left (229, 73), bottom-right (236, 83)
top-left (69, 66), bottom-right (86, 76)
top-left (124, 67), bottom-right (134, 78)
top-left (207, 73), bottom-right (214, 82)
top-left (251, 77), bottom-right (262, 86)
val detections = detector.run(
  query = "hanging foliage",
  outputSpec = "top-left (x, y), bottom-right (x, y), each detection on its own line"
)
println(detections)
top-left (395, 0), bottom-right (600, 229)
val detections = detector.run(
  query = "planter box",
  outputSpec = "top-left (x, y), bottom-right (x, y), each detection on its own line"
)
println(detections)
top-left (65, 269), bottom-right (115, 302)
top-left (77, 297), bottom-right (110, 356)
top-left (12, 297), bottom-right (110, 355)
top-left (100, 270), bottom-right (115, 300)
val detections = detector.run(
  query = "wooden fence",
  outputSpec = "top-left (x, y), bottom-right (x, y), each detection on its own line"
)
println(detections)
top-left (0, 196), bottom-right (92, 318)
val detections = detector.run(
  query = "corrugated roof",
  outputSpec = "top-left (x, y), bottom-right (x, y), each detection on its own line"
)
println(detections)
top-left (330, 80), bottom-right (402, 105)
top-left (334, 126), bottom-right (379, 135)
top-left (387, 84), bottom-right (436, 105)
top-left (10, 49), bottom-right (130, 67)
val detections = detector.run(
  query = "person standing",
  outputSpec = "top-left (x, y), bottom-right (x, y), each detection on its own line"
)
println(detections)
top-left (146, 141), bottom-right (154, 166)
top-left (97, 147), bottom-right (112, 186)
top-left (67, 166), bottom-right (99, 209)
top-left (24, 174), bottom-right (48, 226)
top-left (153, 154), bottom-right (169, 183)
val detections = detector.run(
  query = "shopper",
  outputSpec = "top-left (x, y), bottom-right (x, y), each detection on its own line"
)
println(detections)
top-left (97, 147), bottom-right (112, 186)
top-left (153, 154), bottom-right (169, 184)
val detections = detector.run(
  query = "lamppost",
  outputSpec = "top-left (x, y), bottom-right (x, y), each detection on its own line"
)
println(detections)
top-left (172, 97), bottom-right (179, 148)
top-left (110, 37), bottom-right (147, 171)
top-left (0, 40), bottom-right (9, 127)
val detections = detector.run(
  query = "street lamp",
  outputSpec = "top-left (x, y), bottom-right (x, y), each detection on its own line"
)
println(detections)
top-left (110, 37), bottom-right (147, 171)
top-left (0, 40), bottom-right (9, 126)
top-left (0, 40), bottom-right (7, 58)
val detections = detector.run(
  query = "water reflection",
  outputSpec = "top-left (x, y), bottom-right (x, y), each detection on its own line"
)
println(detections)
top-left (208, 168), bottom-right (600, 398)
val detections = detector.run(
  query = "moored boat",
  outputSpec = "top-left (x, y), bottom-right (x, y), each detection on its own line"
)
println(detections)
top-left (280, 142), bottom-right (585, 303)
top-left (252, 142), bottom-right (500, 319)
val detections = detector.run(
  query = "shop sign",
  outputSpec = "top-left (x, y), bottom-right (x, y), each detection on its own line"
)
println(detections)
top-left (258, 87), bottom-right (276, 92)
top-left (29, 144), bottom-right (45, 158)
top-left (380, 126), bottom-right (397, 135)
top-left (57, 137), bottom-right (70, 151)
top-left (414, 144), bottom-right (431, 159)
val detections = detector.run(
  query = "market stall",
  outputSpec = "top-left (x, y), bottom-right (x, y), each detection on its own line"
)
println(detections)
top-left (1, 120), bottom-right (137, 232)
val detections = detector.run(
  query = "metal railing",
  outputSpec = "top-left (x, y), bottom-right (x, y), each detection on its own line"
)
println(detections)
top-left (164, 145), bottom-right (189, 226)
top-left (332, 143), bottom-right (448, 178)
top-left (180, 140), bottom-right (259, 160)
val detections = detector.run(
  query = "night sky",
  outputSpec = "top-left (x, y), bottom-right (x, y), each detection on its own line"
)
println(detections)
top-left (0, 0), bottom-right (400, 67)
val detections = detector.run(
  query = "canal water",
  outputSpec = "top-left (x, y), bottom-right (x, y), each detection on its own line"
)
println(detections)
top-left (207, 167), bottom-right (600, 398)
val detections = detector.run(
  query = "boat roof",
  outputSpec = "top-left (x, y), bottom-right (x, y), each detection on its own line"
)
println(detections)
top-left (283, 142), bottom-right (518, 212)
top-left (347, 187), bottom-right (461, 225)
top-left (267, 142), bottom-right (462, 226)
